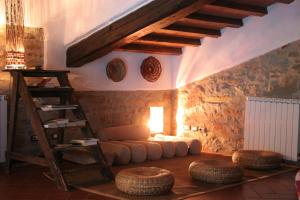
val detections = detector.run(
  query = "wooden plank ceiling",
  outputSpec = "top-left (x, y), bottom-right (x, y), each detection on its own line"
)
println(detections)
top-left (66, 0), bottom-right (294, 68)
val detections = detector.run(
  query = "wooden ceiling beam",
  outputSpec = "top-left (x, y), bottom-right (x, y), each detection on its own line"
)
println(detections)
top-left (206, 0), bottom-right (268, 17)
top-left (183, 13), bottom-right (243, 28)
top-left (117, 44), bottom-right (182, 55)
top-left (156, 24), bottom-right (221, 38)
top-left (66, 0), bottom-right (215, 68)
top-left (277, 0), bottom-right (294, 3)
top-left (134, 34), bottom-right (201, 47)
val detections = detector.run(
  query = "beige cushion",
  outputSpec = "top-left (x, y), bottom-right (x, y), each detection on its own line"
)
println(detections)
top-left (110, 141), bottom-right (147, 163)
top-left (63, 149), bottom-right (97, 165)
top-left (183, 138), bottom-right (202, 155)
top-left (148, 138), bottom-right (175, 158)
top-left (63, 147), bottom-right (114, 166)
top-left (173, 141), bottom-right (188, 157)
top-left (154, 134), bottom-right (202, 155)
top-left (100, 142), bottom-right (131, 165)
top-left (98, 125), bottom-right (150, 141)
top-left (125, 140), bottom-right (162, 161)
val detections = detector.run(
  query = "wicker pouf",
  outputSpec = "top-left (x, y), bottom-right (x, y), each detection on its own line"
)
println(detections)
top-left (232, 150), bottom-right (283, 170)
top-left (189, 159), bottom-right (243, 184)
top-left (115, 167), bottom-right (174, 195)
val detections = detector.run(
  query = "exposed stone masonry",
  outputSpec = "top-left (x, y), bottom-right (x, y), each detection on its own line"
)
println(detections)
top-left (177, 39), bottom-right (300, 154)
top-left (76, 90), bottom-right (176, 136)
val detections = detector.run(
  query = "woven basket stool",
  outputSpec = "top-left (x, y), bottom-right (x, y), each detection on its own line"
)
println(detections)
top-left (115, 167), bottom-right (174, 195)
top-left (232, 150), bottom-right (283, 170)
top-left (189, 159), bottom-right (243, 184)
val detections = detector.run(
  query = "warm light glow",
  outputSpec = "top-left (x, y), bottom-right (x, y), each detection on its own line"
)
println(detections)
top-left (176, 105), bottom-right (184, 137)
top-left (0, 1), bottom-right (5, 25)
top-left (148, 107), bottom-right (164, 134)
top-left (5, 51), bottom-right (26, 69)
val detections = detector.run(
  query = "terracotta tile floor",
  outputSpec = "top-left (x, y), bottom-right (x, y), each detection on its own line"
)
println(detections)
top-left (0, 165), bottom-right (297, 200)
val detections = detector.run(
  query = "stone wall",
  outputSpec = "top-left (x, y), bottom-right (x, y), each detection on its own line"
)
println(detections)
top-left (76, 90), bottom-right (176, 136)
top-left (0, 26), bottom-right (44, 154)
top-left (177, 39), bottom-right (300, 154)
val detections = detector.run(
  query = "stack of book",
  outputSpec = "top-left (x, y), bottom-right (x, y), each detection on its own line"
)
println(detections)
top-left (40, 104), bottom-right (78, 111)
top-left (43, 118), bottom-right (86, 128)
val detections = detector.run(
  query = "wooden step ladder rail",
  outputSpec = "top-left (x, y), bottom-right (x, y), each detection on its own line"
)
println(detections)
top-left (4, 69), bottom-right (113, 191)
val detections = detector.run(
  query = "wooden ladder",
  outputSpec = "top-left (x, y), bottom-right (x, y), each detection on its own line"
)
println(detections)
top-left (3, 69), bottom-right (114, 191)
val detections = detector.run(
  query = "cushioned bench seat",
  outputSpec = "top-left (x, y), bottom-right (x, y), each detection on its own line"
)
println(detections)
top-left (147, 140), bottom-right (175, 158)
top-left (148, 137), bottom-right (188, 157)
top-left (63, 142), bottom-right (131, 165)
top-left (100, 142), bottom-right (131, 165)
top-left (109, 141), bottom-right (147, 163)
top-left (62, 122), bottom-right (203, 165)
top-left (125, 140), bottom-right (162, 160)
top-left (153, 134), bottom-right (202, 155)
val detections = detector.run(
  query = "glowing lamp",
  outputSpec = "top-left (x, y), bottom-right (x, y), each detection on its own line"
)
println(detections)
top-left (4, 0), bottom-right (26, 70)
top-left (5, 50), bottom-right (26, 70)
top-left (148, 106), bottom-right (164, 134)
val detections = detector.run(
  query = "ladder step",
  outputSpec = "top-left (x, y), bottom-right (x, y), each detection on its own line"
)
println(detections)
top-left (63, 163), bottom-right (102, 174)
top-left (8, 152), bottom-right (48, 167)
top-left (54, 144), bottom-right (95, 152)
top-left (29, 87), bottom-right (73, 97)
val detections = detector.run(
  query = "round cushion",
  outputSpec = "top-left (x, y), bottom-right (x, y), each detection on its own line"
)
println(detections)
top-left (126, 140), bottom-right (162, 161)
top-left (232, 150), bottom-right (283, 170)
top-left (100, 142), bottom-right (130, 165)
top-left (115, 167), bottom-right (174, 195)
top-left (189, 159), bottom-right (243, 184)
top-left (174, 141), bottom-right (188, 157)
top-left (110, 141), bottom-right (147, 163)
top-left (186, 139), bottom-right (202, 155)
top-left (151, 141), bottom-right (175, 158)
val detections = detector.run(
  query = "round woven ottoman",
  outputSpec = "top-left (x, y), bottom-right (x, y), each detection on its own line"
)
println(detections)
top-left (115, 167), bottom-right (174, 195)
top-left (189, 159), bottom-right (243, 184)
top-left (232, 150), bottom-right (283, 170)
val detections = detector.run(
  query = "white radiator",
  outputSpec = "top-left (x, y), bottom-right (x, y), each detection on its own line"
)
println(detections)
top-left (244, 97), bottom-right (300, 162)
top-left (0, 95), bottom-right (7, 163)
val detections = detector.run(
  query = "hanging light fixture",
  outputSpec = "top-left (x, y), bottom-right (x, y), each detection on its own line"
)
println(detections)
top-left (4, 0), bottom-right (26, 70)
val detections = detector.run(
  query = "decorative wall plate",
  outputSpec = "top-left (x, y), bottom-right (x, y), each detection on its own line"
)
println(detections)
top-left (106, 58), bottom-right (127, 82)
top-left (140, 56), bottom-right (162, 82)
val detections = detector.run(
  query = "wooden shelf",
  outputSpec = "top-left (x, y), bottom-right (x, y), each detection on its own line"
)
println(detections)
top-left (2, 69), bottom-right (70, 77)
top-left (43, 120), bottom-right (86, 129)
top-left (28, 87), bottom-right (73, 97)
top-left (54, 144), bottom-right (90, 152)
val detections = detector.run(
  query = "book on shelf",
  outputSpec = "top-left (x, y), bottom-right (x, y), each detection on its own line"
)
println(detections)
top-left (43, 119), bottom-right (86, 128)
top-left (54, 144), bottom-right (73, 149)
top-left (40, 104), bottom-right (78, 111)
top-left (70, 138), bottom-right (99, 146)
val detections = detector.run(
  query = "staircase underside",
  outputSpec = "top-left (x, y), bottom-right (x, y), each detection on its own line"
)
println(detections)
top-left (66, 0), bottom-right (294, 68)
